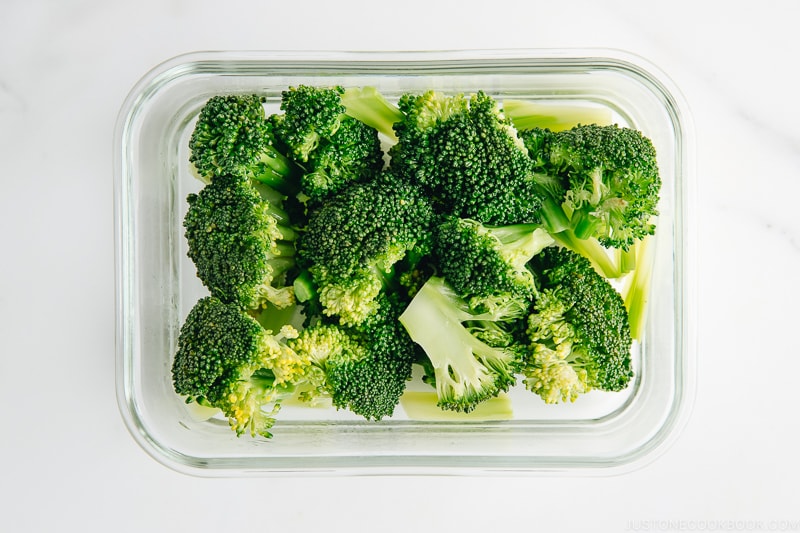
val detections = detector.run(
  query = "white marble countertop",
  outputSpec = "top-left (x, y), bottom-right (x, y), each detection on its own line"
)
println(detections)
top-left (2, 1), bottom-right (799, 531)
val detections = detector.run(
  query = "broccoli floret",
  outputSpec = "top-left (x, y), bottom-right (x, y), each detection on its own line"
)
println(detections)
top-left (271, 85), bottom-right (385, 201)
top-left (310, 272), bottom-right (385, 328)
top-left (399, 276), bottom-right (524, 413)
top-left (171, 296), bottom-right (310, 438)
top-left (389, 90), bottom-right (542, 225)
top-left (522, 246), bottom-right (633, 403)
top-left (183, 173), bottom-right (298, 311)
top-left (433, 216), bottom-right (554, 312)
top-left (289, 323), bottom-right (367, 399)
top-left (272, 85), bottom-right (346, 161)
top-left (394, 247), bottom-right (437, 301)
top-left (188, 94), bottom-right (299, 195)
top-left (290, 293), bottom-right (416, 420)
top-left (520, 124), bottom-right (661, 251)
top-left (296, 174), bottom-right (434, 326)
top-left (300, 117), bottom-right (384, 200)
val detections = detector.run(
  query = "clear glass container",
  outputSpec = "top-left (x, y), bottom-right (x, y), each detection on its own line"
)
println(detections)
top-left (114, 49), bottom-right (695, 476)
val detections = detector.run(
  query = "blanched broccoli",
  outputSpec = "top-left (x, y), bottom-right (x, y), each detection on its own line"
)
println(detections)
top-left (290, 293), bottom-right (416, 420)
top-left (519, 124), bottom-right (661, 252)
top-left (399, 276), bottom-right (524, 413)
top-left (340, 85), bottom-right (405, 142)
top-left (272, 85), bottom-right (345, 160)
top-left (271, 85), bottom-right (385, 201)
top-left (433, 216), bottom-right (553, 313)
top-left (183, 173), bottom-right (298, 311)
top-left (522, 246), bottom-right (633, 403)
top-left (502, 99), bottom-right (614, 132)
top-left (175, 85), bottom-right (658, 438)
top-left (389, 90), bottom-right (542, 225)
top-left (171, 296), bottom-right (310, 438)
top-left (188, 94), bottom-right (300, 195)
top-left (296, 173), bottom-right (434, 326)
top-left (289, 323), bottom-right (366, 400)
top-left (621, 233), bottom-right (656, 341)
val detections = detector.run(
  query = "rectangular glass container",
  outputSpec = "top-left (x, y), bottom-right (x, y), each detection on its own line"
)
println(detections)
top-left (114, 49), bottom-right (695, 476)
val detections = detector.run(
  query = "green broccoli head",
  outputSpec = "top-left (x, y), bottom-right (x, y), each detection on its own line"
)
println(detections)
top-left (395, 89), bottom-right (470, 133)
top-left (290, 293), bottom-right (416, 420)
top-left (521, 124), bottom-right (661, 250)
top-left (288, 322), bottom-right (367, 401)
top-left (183, 173), bottom-right (297, 311)
top-left (312, 268), bottom-right (385, 328)
top-left (522, 246), bottom-right (633, 403)
top-left (299, 116), bottom-right (384, 201)
top-left (171, 296), bottom-right (310, 438)
top-left (389, 90), bottom-right (542, 225)
top-left (297, 174), bottom-right (434, 325)
top-left (273, 85), bottom-right (348, 162)
top-left (271, 85), bottom-right (385, 201)
top-left (434, 216), bottom-right (554, 312)
top-left (188, 94), bottom-right (299, 194)
top-left (517, 126), bottom-right (562, 197)
top-left (399, 276), bottom-right (524, 413)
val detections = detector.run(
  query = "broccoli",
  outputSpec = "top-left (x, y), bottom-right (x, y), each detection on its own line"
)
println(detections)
top-left (522, 246), bottom-right (633, 404)
top-left (502, 99), bottom-right (613, 132)
top-left (399, 276), bottom-right (524, 413)
top-left (299, 117), bottom-right (384, 201)
top-left (340, 85), bottom-right (405, 142)
top-left (183, 173), bottom-right (298, 311)
top-left (290, 293), bottom-right (416, 420)
top-left (433, 216), bottom-right (554, 313)
top-left (174, 86), bottom-right (659, 437)
top-left (188, 94), bottom-right (300, 195)
top-left (519, 124), bottom-right (661, 253)
top-left (289, 323), bottom-right (367, 401)
top-left (296, 173), bottom-right (434, 326)
top-left (171, 296), bottom-right (310, 438)
top-left (270, 85), bottom-right (385, 201)
top-left (621, 233), bottom-right (656, 341)
top-left (389, 90), bottom-right (542, 225)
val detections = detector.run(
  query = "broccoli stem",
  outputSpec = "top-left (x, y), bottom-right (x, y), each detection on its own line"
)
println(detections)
top-left (341, 86), bottom-right (404, 142)
top-left (271, 242), bottom-right (296, 260)
top-left (623, 233), bottom-right (655, 341)
top-left (399, 391), bottom-right (513, 421)
top-left (254, 301), bottom-right (300, 333)
top-left (502, 99), bottom-right (613, 132)
top-left (252, 145), bottom-right (300, 196)
top-left (267, 256), bottom-right (296, 280)
top-left (261, 145), bottom-right (295, 176)
top-left (262, 201), bottom-right (298, 242)
top-left (487, 223), bottom-right (541, 245)
top-left (537, 197), bottom-right (626, 279)
top-left (551, 229), bottom-right (621, 279)
top-left (486, 223), bottom-right (555, 271)
top-left (292, 270), bottom-right (317, 303)
top-left (571, 208), bottom-right (605, 241)
top-left (618, 244), bottom-right (637, 275)
top-left (538, 196), bottom-right (573, 235)
top-left (252, 181), bottom-right (287, 206)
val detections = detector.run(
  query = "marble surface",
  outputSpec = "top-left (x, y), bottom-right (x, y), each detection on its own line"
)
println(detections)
top-left (2, 1), bottom-right (799, 531)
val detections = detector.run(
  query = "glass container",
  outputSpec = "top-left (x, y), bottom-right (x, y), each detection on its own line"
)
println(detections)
top-left (114, 49), bottom-right (695, 476)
